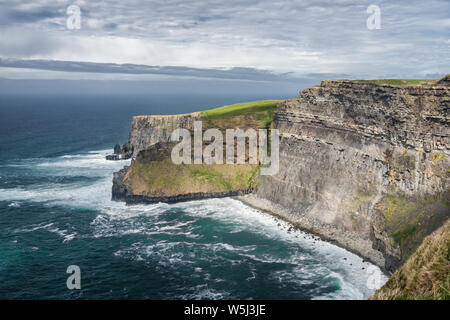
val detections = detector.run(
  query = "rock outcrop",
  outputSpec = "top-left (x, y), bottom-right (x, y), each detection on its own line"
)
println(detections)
top-left (113, 143), bottom-right (121, 155)
top-left (105, 154), bottom-right (120, 160)
top-left (437, 74), bottom-right (450, 86)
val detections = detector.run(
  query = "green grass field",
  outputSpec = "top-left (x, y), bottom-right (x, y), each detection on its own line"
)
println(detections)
top-left (350, 79), bottom-right (439, 86)
top-left (200, 100), bottom-right (282, 119)
top-left (200, 100), bottom-right (283, 129)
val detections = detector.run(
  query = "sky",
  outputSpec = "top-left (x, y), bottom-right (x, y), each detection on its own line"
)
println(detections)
top-left (0, 0), bottom-right (448, 95)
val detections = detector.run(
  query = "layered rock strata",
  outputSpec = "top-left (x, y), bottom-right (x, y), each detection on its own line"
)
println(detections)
top-left (248, 78), bottom-right (449, 272)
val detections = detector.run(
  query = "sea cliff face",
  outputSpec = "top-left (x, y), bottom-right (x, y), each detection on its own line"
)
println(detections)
top-left (122, 112), bottom-right (200, 158)
top-left (113, 78), bottom-right (449, 274)
top-left (252, 78), bottom-right (449, 272)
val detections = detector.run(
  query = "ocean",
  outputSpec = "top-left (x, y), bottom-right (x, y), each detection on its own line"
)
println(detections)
top-left (0, 94), bottom-right (387, 299)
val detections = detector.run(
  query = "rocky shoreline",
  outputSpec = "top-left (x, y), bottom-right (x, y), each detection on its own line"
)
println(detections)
top-left (235, 194), bottom-right (389, 273)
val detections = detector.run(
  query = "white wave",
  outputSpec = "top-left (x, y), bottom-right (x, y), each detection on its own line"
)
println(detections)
top-left (0, 149), bottom-right (130, 212)
top-left (13, 221), bottom-right (77, 243)
top-left (14, 222), bottom-right (54, 233)
top-left (157, 220), bottom-right (196, 231)
top-left (8, 201), bottom-right (21, 207)
top-left (180, 285), bottom-right (230, 300)
top-left (46, 226), bottom-right (77, 243)
top-left (313, 271), bottom-right (365, 300)
top-left (38, 150), bottom-right (128, 169)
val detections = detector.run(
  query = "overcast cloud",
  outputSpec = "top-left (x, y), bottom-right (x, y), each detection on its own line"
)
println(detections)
top-left (0, 0), bottom-right (448, 81)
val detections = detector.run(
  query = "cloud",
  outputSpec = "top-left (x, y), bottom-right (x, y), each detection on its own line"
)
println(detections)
top-left (0, 58), bottom-right (304, 82)
top-left (0, 2), bottom-right (59, 25)
top-left (0, 0), bottom-right (448, 80)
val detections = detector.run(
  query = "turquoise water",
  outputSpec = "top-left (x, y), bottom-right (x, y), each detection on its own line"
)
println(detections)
top-left (0, 95), bottom-right (387, 299)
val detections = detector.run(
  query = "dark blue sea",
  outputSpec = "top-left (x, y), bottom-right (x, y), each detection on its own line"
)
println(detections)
top-left (0, 94), bottom-right (387, 299)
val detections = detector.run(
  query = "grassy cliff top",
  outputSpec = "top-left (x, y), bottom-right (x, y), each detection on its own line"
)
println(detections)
top-left (370, 219), bottom-right (450, 300)
top-left (200, 100), bottom-right (282, 118)
top-left (330, 79), bottom-right (440, 86)
top-left (200, 100), bottom-right (283, 130)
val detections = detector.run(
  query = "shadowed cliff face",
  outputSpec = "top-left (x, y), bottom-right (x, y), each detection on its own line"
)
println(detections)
top-left (122, 112), bottom-right (201, 158)
top-left (255, 78), bottom-right (450, 272)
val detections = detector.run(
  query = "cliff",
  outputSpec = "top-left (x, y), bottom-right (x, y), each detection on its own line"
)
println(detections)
top-left (249, 77), bottom-right (449, 272)
top-left (112, 77), bottom-right (449, 277)
top-left (113, 100), bottom-right (280, 204)
top-left (120, 100), bottom-right (282, 158)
